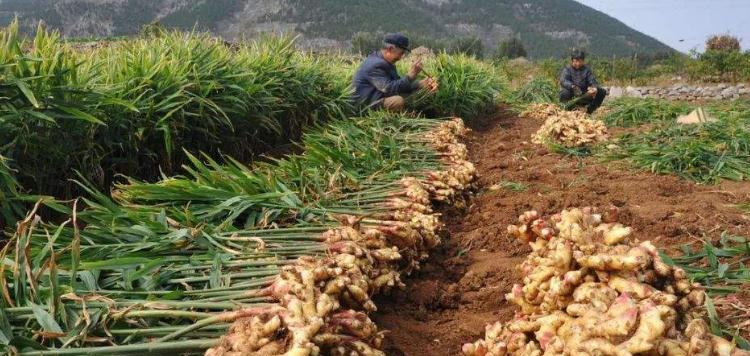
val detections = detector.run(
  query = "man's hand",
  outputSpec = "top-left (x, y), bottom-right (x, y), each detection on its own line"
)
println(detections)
top-left (420, 77), bottom-right (439, 93)
top-left (587, 87), bottom-right (598, 97)
top-left (408, 59), bottom-right (423, 80)
top-left (572, 86), bottom-right (583, 97)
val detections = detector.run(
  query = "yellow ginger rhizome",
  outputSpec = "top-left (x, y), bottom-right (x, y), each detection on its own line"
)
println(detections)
top-left (463, 207), bottom-right (748, 356)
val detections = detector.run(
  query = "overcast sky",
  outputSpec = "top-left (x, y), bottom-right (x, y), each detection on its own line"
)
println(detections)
top-left (574, 0), bottom-right (750, 53)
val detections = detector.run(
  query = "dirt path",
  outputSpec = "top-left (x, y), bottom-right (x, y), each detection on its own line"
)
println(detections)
top-left (372, 109), bottom-right (750, 356)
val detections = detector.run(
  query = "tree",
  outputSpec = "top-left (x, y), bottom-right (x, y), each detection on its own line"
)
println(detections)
top-left (495, 37), bottom-right (527, 60)
top-left (698, 34), bottom-right (747, 81)
top-left (706, 34), bottom-right (741, 52)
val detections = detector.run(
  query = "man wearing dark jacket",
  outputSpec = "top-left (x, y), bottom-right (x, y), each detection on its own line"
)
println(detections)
top-left (352, 33), bottom-right (438, 111)
top-left (560, 50), bottom-right (607, 114)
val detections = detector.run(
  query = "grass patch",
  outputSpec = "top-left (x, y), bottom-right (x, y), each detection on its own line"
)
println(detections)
top-left (601, 97), bottom-right (692, 127)
top-left (549, 142), bottom-right (594, 157)
top-left (602, 102), bottom-right (750, 183)
top-left (662, 233), bottom-right (750, 349)
top-left (489, 180), bottom-right (528, 192)
top-left (664, 234), bottom-right (750, 295)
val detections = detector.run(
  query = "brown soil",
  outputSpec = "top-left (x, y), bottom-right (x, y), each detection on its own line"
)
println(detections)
top-left (372, 108), bottom-right (750, 356)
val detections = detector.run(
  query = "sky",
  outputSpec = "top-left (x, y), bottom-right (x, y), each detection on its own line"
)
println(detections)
top-left (574, 0), bottom-right (750, 53)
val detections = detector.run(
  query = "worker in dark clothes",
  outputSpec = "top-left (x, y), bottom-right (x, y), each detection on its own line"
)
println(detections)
top-left (352, 33), bottom-right (438, 112)
top-left (559, 49), bottom-right (607, 114)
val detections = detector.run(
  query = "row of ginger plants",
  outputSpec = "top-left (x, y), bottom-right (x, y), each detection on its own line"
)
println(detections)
top-left (0, 20), bottom-right (505, 231)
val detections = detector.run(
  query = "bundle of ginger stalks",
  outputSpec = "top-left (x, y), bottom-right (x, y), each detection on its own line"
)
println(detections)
top-left (524, 104), bottom-right (609, 148)
top-left (462, 207), bottom-right (749, 356)
top-left (205, 118), bottom-right (477, 356)
top-left (0, 116), bottom-right (476, 356)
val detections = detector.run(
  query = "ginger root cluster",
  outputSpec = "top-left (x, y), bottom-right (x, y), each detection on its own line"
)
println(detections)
top-left (526, 104), bottom-right (609, 148)
top-left (463, 207), bottom-right (748, 356)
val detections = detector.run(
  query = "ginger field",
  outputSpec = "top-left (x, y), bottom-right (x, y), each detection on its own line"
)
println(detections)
top-left (0, 23), bottom-right (749, 356)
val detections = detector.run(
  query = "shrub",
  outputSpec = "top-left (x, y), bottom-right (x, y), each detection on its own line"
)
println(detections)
top-left (706, 34), bottom-right (741, 52)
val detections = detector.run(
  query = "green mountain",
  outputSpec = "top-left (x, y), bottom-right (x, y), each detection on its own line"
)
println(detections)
top-left (0, 0), bottom-right (674, 58)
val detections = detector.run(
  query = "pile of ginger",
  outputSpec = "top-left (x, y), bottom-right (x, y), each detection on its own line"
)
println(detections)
top-left (463, 207), bottom-right (749, 356)
top-left (525, 104), bottom-right (609, 148)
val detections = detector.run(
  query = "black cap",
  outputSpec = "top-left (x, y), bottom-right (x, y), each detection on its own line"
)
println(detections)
top-left (384, 33), bottom-right (410, 52)
top-left (571, 49), bottom-right (586, 60)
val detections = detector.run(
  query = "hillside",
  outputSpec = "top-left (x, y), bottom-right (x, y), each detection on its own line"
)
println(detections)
top-left (0, 0), bottom-right (675, 58)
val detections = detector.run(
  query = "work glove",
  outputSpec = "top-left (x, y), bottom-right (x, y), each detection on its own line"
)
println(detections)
top-left (572, 86), bottom-right (583, 96)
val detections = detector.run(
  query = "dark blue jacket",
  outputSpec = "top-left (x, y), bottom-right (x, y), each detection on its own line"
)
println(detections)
top-left (560, 65), bottom-right (599, 91)
top-left (352, 51), bottom-right (420, 107)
